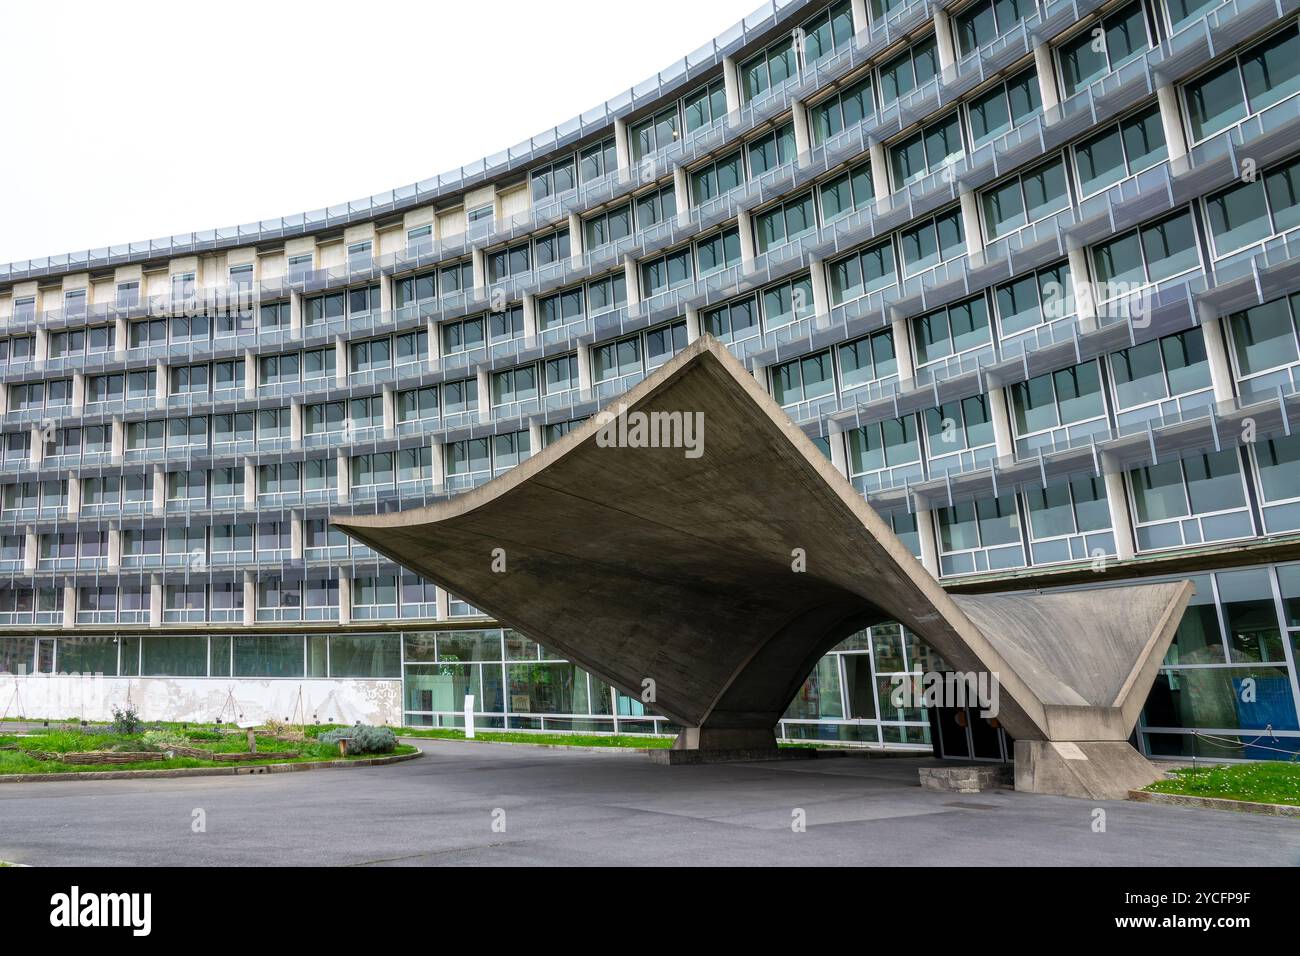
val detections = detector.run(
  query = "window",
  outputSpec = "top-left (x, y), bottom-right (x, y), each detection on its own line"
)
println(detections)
top-left (63, 288), bottom-right (87, 318)
top-left (1090, 208), bottom-right (1199, 298)
top-left (116, 281), bottom-right (139, 308)
top-left (819, 160), bottom-right (874, 224)
top-left (747, 122), bottom-right (796, 177)
top-left (645, 320), bottom-right (688, 369)
top-left (587, 272), bottom-right (626, 315)
top-left (395, 329), bottom-right (427, 366)
top-left (544, 353), bottom-right (580, 394)
top-left (635, 184), bottom-right (676, 231)
top-left (1203, 155), bottom-right (1300, 258)
top-left (690, 150), bottom-right (744, 205)
top-left (980, 155), bottom-right (1070, 240)
top-left (847, 417), bottom-right (921, 483)
top-left (702, 295), bottom-right (761, 343)
top-left (924, 394), bottom-right (996, 467)
top-left (531, 155), bottom-right (577, 201)
top-left (398, 447), bottom-right (434, 484)
top-left (640, 246), bottom-right (693, 298)
top-left (489, 304), bottom-right (524, 342)
top-left (303, 346), bottom-right (336, 380)
top-left (695, 227), bottom-right (741, 277)
top-left (533, 228), bottom-right (570, 267)
top-left (890, 112), bottom-right (963, 187)
top-left (935, 496), bottom-right (1024, 575)
top-left (772, 350), bottom-right (834, 407)
top-left (630, 106), bottom-right (680, 161)
top-left (350, 336), bottom-right (392, 373)
top-left (488, 240), bottom-right (531, 283)
top-left (579, 138), bottom-right (618, 183)
top-left (801, 0), bottom-right (855, 65)
top-left (406, 224), bottom-right (433, 254)
top-left (900, 207), bottom-right (964, 275)
top-left (811, 75), bottom-right (875, 144)
top-left (440, 260), bottom-right (474, 295)
top-left (683, 77), bottom-right (728, 133)
top-left (967, 67), bottom-right (1041, 148)
top-left (829, 236), bottom-right (897, 303)
top-left (538, 287), bottom-right (586, 331)
top-left (446, 438), bottom-right (491, 481)
top-left (1128, 450), bottom-right (1253, 549)
top-left (491, 364), bottom-right (539, 407)
top-left (395, 271), bottom-right (436, 308)
top-left (1072, 117), bottom-right (1163, 208)
top-left (288, 253), bottom-right (313, 281)
top-left (742, 35), bottom-right (796, 102)
top-left (1225, 293), bottom-right (1300, 400)
top-left (1164, 0), bottom-right (1222, 32)
top-left (754, 191), bottom-right (816, 254)
top-left (1009, 360), bottom-right (1108, 452)
top-left (912, 295), bottom-right (991, 367)
top-left (1254, 433), bottom-right (1300, 532)
top-left (838, 329), bottom-right (898, 390)
top-left (441, 314), bottom-right (485, 355)
top-left (441, 377), bottom-right (478, 416)
top-left (1058, 1), bottom-right (1151, 99)
top-left (1183, 23), bottom-right (1300, 142)
top-left (879, 36), bottom-right (937, 106)
top-left (956, 0), bottom-right (1035, 56)
top-left (583, 203), bottom-right (632, 251)
top-left (1023, 475), bottom-right (1114, 564)
top-left (1109, 328), bottom-right (1212, 411)
top-left (592, 334), bottom-right (643, 383)
top-left (761, 275), bottom-right (816, 329)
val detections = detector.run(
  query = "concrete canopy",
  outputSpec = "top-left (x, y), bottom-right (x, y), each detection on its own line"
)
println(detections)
top-left (338, 336), bottom-right (1191, 794)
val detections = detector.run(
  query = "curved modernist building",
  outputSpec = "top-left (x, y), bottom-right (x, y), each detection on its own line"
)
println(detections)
top-left (3, 0), bottom-right (1300, 761)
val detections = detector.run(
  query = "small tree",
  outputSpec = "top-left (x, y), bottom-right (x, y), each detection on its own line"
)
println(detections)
top-left (110, 705), bottom-right (143, 735)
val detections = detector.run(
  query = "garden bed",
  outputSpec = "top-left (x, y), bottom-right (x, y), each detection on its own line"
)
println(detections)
top-left (1137, 760), bottom-right (1300, 812)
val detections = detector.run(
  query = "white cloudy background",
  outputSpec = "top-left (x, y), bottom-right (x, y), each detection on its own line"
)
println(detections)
top-left (0, 0), bottom-right (759, 264)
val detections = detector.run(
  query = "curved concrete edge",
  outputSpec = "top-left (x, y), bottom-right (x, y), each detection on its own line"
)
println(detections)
top-left (0, 748), bottom-right (421, 784)
top-left (1128, 788), bottom-right (1300, 817)
top-left (398, 735), bottom-right (653, 754)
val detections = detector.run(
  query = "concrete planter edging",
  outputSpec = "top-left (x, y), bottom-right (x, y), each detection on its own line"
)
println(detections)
top-left (1128, 788), bottom-right (1300, 817)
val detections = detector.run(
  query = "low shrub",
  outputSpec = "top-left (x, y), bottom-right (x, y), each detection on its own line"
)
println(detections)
top-left (141, 730), bottom-right (189, 753)
top-left (318, 724), bottom-right (396, 755)
top-left (110, 705), bottom-right (143, 736)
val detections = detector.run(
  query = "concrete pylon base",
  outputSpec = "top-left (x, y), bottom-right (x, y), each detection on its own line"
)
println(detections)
top-left (671, 727), bottom-right (778, 752)
top-left (1014, 740), bottom-right (1165, 800)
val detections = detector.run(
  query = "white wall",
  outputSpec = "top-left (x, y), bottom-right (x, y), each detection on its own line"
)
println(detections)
top-left (1, 675), bottom-right (403, 726)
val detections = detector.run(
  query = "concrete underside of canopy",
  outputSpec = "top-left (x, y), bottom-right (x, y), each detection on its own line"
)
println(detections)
top-left (337, 336), bottom-right (1192, 799)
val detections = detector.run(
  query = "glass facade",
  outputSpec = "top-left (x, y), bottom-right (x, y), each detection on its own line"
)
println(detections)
top-left (3, 0), bottom-right (1300, 758)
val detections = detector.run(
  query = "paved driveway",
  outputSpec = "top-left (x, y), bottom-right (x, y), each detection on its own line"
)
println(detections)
top-left (1, 740), bottom-right (1296, 866)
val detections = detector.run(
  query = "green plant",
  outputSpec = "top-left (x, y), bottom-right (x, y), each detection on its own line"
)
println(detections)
top-left (318, 724), bottom-right (396, 755)
top-left (141, 730), bottom-right (189, 752)
top-left (110, 705), bottom-right (143, 736)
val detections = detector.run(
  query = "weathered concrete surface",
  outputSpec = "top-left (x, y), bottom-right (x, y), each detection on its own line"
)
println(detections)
top-left (1015, 740), bottom-right (1169, 801)
top-left (337, 336), bottom-right (1191, 795)
top-left (919, 764), bottom-right (1014, 793)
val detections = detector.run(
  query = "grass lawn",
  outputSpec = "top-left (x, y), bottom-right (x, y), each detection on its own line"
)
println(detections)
top-left (0, 730), bottom-right (416, 775)
top-left (1144, 760), bottom-right (1300, 807)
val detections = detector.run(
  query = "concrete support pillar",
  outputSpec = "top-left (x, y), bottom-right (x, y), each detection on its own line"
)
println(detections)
top-left (334, 336), bottom-right (347, 386)
top-left (737, 207), bottom-right (756, 272)
top-left (427, 317), bottom-right (440, 366)
top-left (242, 571), bottom-right (256, 627)
top-left (336, 449), bottom-right (350, 503)
top-left (685, 306), bottom-right (702, 342)
top-left (149, 576), bottom-right (163, 629)
top-left (382, 386), bottom-right (396, 437)
top-left (436, 586), bottom-right (451, 620)
top-left (23, 531), bottom-right (38, 572)
top-left (476, 367), bottom-right (492, 418)
top-left (290, 290), bottom-right (303, 340)
top-left (891, 316), bottom-right (915, 385)
top-left (987, 386), bottom-right (1015, 460)
top-left (290, 511), bottom-right (304, 560)
top-left (522, 294), bottom-right (538, 342)
top-left (673, 165), bottom-right (690, 218)
top-left (107, 527), bottom-right (121, 571)
top-left (71, 372), bottom-right (85, 412)
top-left (722, 55), bottom-right (742, 116)
top-left (528, 421), bottom-right (543, 459)
top-left (791, 98), bottom-right (812, 164)
top-left (568, 212), bottom-right (585, 263)
top-left (290, 401), bottom-right (304, 447)
top-left (62, 584), bottom-right (76, 628)
top-left (577, 343), bottom-right (593, 394)
top-left (916, 507), bottom-right (941, 578)
top-left (337, 573), bottom-right (352, 626)
top-left (379, 274), bottom-right (394, 316)
top-left (151, 465), bottom-right (165, 516)
top-left (828, 429), bottom-right (849, 478)
top-left (430, 441), bottom-right (446, 493)
top-left (1102, 462), bottom-right (1136, 562)
top-left (67, 477), bottom-right (80, 518)
top-left (154, 360), bottom-right (168, 409)
top-left (752, 361), bottom-right (770, 393)
top-left (1067, 245), bottom-right (1097, 329)
top-left (110, 417), bottom-right (125, 462)
top-left (808, 257), bottom-right (830, 320)
top-left (869, 141), bottom-right (891, 199)
top-left (614, 116), bottom-right (631, 173)
top-left (933, 9), bottom-right (957, 75)
top-left (34, 328), bottom-right (48, 365)
top-left (114, 318), bottom-right (128, 360)
top-left (472, 247), bottom-right (487, 290)
top-left (29, 424), bottom-right (44, 467)
top-left (1200, 316), bottom-right (1236, 405)
top-left (1156, 84), bottom-right (1189, 167)
top-left (960, 189), bottom-right (983, 259)
top-left (850, 0), bottom-right (868, 34)
top-left (243, 460), bottom-right (257, 510)
top-left (623, 255), bottom-right (640, 307)
top-left (1034, 43), bottom-right (1059, 117)
top-left (244, 349), bottom-right (257, 400)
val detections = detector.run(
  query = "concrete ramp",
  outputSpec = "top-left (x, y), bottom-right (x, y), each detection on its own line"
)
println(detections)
top-left (337, 336), bottom-right (1190, 798)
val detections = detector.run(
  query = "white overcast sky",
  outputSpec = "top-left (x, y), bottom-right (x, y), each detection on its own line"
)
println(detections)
top-left (0, 0), bottom-right (759, 265)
